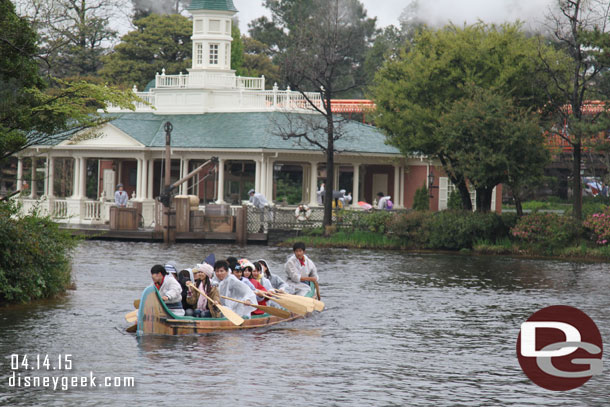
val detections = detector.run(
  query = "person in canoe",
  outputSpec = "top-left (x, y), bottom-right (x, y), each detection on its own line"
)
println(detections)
top-left (186, 263), bottom-right (221, 318)
top-left (239, 259), bottom-right (269, 315)
top-left (257, 259), bottom-right (291, 293)
top-left (284, 242), bottom-right (319, 296)
top-left (150, 264), bottom-right (185, 316)
top-left (212, 260), bottom-right (258, 318)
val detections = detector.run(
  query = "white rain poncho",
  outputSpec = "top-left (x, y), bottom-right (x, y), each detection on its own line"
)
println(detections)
top-left (213, 274), bottom-right (257, 317)
top-left (284, 254), bottom-right (319, 296)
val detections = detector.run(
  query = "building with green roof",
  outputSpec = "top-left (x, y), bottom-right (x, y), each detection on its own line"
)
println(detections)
top-left (11, 3), bottom-right (501, 227)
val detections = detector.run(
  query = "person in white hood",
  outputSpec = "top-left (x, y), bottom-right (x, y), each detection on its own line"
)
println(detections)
top-left (150, 264), bottom-right (185, 316)
top-left (211, 260), bottom-right (258, 318)
top-left (376, 192), bottom-right (392, 210)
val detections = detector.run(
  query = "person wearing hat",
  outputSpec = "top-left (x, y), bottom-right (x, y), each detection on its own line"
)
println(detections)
top-left (164, 261), bottom-right (179, 280)
top-left (186, 263), bottom-right (221, 318)
top-left (114, 183), bottom-right (128, 207)
top-left (150, 264), bottom-right (184, 316)
top-left (248, 189), bottom-right (268, 209)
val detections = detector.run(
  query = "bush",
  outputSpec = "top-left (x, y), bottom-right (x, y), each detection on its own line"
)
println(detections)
top-left (351, 210), bottom-right (394, 233)
top-left (386, 210), bottom-right (433, 247)
top-left (428, 210), bottom-right (509, 250)
top-left (413, 185), bottom-right (429, 211)
top-left (0, 201), bottom-right (78, 303)
top-left (447, 190), bottom-right (462, 210)
top-left (510, 213), bottom-right (580, 251)
top-left (583, 212), bottom-right (610, 245)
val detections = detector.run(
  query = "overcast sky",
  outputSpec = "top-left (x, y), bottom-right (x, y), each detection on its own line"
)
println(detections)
top-left (232, 0), bottom-right (556, 33)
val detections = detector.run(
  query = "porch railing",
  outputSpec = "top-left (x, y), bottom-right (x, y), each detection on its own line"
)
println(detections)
top-left (52, 199), bottom-right (68, 218)
top-left (84, 200), bottom-right (102, 220)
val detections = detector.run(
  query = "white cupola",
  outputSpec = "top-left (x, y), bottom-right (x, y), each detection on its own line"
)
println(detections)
top-left (188, 0), bottom-right (237, 73)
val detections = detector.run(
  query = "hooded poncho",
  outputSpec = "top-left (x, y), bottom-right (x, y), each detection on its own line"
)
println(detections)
top-left (212, 274), bottom-right (257, 317)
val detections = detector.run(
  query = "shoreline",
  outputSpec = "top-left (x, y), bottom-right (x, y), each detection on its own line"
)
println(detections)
top-left (277, 237), bottom-right (610, 264)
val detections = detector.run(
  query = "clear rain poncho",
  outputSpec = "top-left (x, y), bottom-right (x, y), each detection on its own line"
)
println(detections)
top-left (212, 274), bottom-right (257, 318)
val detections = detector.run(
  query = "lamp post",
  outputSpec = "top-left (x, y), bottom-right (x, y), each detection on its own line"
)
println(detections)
top-left (428, 172), bottom-right (438, 198)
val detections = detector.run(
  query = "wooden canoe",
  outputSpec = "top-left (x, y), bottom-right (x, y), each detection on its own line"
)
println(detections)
top-left (135, 283), bottom-right (315, 336)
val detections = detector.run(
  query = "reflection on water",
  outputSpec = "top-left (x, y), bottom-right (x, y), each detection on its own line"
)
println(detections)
top-left (0, 241), bottom-right (608, 406)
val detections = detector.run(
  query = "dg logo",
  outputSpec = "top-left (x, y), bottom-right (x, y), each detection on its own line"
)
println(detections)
top-left (516, 305), bottom-right (603, 391)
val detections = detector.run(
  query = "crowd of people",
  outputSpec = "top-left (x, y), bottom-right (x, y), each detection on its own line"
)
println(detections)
top-left (149, 242), bottom-right (319, 318)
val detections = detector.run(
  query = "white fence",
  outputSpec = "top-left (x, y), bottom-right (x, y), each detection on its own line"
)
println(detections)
top-left (155, 71), bottom-right (265, 90)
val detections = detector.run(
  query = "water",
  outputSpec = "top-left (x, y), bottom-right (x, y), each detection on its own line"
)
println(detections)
top-left (0, 241), bottom-right (608, 406)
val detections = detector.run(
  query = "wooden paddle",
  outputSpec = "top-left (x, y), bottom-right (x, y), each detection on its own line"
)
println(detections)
top-left (259, 292), bottom-right (309, 315)
top-left (313, 281), bottom-right (322, 301)
top-left (125, 310), bottom-right (138, 323)
top-left (134, 299), bottom-right (140, 309)
top-left (126, 324), bottom-right (137, 333)
top-left (187, 282), bottom-right (244, 326)
top-left (221, 295), bottom-right (291, 319)
top-left (273, 291), bottom-right (325, 312)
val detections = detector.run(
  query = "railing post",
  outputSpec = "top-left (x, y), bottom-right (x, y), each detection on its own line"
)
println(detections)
top-left (273, 83), bottom-right (278, 108)
top-left (261, 75), bottom-right (265, 90)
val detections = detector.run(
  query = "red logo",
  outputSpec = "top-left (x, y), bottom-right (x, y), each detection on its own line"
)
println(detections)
top-left (516, 305), bottom-right (603, 391)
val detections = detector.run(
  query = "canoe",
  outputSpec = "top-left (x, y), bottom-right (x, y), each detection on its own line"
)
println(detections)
top-left (136, 282), bottom-right (315, 336)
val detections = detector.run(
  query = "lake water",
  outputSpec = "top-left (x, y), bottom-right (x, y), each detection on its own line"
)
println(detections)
top-left (0, 241), bottom-right (608, 406)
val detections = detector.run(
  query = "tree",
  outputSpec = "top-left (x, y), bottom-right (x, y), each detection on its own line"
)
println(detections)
top-left (241, 36), bottom-right (281, 89)
top-left (231, 23), bottom-right (245, 75)
top-left (100, 14), bottom-right (192, 89)
top-left (437, 85), bottom-right (549, 212)
top-left (16, 0), bottom-right (119, 77)
top-left (0, 0), bottom-right (137, 160)
top-left (265, 0), bottom-right (376, 230)
top-left (538, 0), bottom-right (610, 219)
top-left (372, 23), bottom-right (565, 211)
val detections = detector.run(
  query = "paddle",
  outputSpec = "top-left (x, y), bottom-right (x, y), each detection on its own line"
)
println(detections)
top-left (259, 292), bottom-right (309, 315)
top-left (313, 281), bottom-right (322, 301)
top-left (126, 324), bottom-right (137, 333)
top-left (134, 299), bottom-right (140, 309)
top-left (187, 282), bottom-right (244, 326)
top-left (272, 291), bottom-right (324, 312)
top-left (125, 310), bottom-right (138, 323)
top-left (221, 295), bottom-right (291, 319)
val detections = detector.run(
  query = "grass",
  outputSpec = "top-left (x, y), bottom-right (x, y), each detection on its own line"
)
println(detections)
top-left (282, 229), bottom-right (610, 262)
top-left (282, 230), bottom-right (405, 249)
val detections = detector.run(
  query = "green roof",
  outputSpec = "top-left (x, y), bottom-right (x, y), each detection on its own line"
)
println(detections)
top-left (105, 112), bottom-right (399, 155)
top-left (187, 0), bottom-right (237, 12)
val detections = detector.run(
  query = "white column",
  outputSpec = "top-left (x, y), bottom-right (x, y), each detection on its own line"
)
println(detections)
top-left (394, 165), bottom-right (400, 205)
top-left (260, 158), bottom-right (267, 198)
top-left (16, 157), bottom-right (23, 191)
top-left (135, 158), bottom-right (142, 199)
top-left (47, 156), bottom-right (55, 198)
top-left (309, 161), bottom-right (318, 206)
top-left (266, 160), bottom-right (274, 201)
top-left (352, 163), bottom-right (360, 206)
top-left (147, 159), bottom-right (154, 199)
top-left (181, 158), bottom-right (189, 195)
top-left (255, 159), bottom-right (261, 194)
top-left (71, 157), bottom-right (79, 198)
top-left (141, 157), bottom-right (148, 199)
top-left (43, 156), bottom-right (49, 197)
top-left (79, 157), bottom-right (87, 198)
top-left (216, 158), bottom-right (225, 203)
top-left (399, 166), bottom-right (405, 208)
top-left (30, 157), bottom-right (37, 198)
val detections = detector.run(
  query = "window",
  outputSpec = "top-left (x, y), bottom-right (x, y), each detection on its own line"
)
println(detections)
top-left (194, 19), bottom-right (203, 33)
top-left (439, 177), bottom-right (496, 211)
top-left (209, 19), bottom-right (220, 32)
top-left (196, 43), bottom-right (203, 65)
top-left (273, 163), bottom-right (304, 205)
top-left (226, 20), bottom-right (231, 34)
top-left (209, 44), bottom-right (218, 65)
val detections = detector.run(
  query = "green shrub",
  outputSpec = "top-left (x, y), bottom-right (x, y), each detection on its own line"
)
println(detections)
top-left (510, 213), bottom-right (580, 252)
top-left (413, 185), bottom-right (429, 211)
top-left (428, 210), bottom-right (509, 250)
top-left (447, 190), bottom-right (462, 210)
top-left (583, 212), bottom-right (610, 245)
top-left (386, 210), bottom-right (433, 247)
top-left (0, 201), bottom-right (78, 303)
top-left (351, 210), bottom-right (394, 233)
